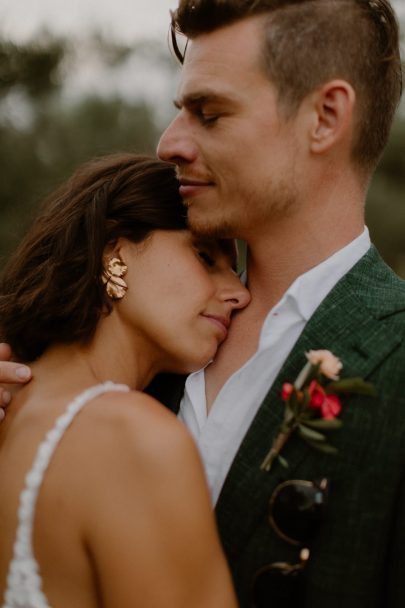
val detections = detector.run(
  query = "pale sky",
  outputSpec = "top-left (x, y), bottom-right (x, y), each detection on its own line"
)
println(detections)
top-left (0, 0), bottom-right (177, 43)
top-left (1, 0), bottom-right (404, 44)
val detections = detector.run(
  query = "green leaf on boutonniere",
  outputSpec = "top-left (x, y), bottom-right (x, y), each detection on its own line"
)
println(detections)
top-left (298, 424), bottom-right (326, 442)
top-left (277, 454), bottom-right (289, 468)
top-left (327, 378), bottom-right (377, 396)
top-left (289, 388), bottom-right (300, 415)
top-left (304, 440), bottom-right (339, 454)
top-left (304, 418), bottom-right (343, 430)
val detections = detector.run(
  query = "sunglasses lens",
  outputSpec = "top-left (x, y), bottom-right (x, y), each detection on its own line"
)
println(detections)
top-left (252, 564), bottom-right (304, 608)
top-left (271, 482), bottom-right (327, 544)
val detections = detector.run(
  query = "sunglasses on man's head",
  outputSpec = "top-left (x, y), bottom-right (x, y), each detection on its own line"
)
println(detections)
top-left (251, 478), bottom-right (328, 608)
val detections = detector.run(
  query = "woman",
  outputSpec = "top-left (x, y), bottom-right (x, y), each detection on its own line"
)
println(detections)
top-left (0, 153), bottom-right (250, 607)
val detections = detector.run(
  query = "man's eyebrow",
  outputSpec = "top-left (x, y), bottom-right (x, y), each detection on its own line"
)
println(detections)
top-left (173, 92), bottom-right (232, 109)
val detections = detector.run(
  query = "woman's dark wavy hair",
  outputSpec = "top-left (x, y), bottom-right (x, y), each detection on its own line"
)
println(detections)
top-left (0, 153), bottom-right (187, 362)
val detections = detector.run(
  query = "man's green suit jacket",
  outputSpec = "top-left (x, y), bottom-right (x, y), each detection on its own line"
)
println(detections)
top-left (148, 246), bottom-right (405, 607)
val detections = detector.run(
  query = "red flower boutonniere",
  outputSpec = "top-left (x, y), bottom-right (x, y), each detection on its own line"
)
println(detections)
top-left (261, 350), bottom-right (377, 472)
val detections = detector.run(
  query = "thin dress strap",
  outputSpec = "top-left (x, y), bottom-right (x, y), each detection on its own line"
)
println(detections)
top-left (2, 381), bottom-right (130, 608)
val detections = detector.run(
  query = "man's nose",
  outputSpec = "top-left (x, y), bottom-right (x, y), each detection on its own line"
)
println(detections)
top-left (157, 114), bottom-right (198, 164)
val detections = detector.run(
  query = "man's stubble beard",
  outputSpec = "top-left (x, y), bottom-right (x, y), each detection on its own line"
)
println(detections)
top-left (185, 176), bottom-right (299, 240)
top-left (187, 210), bottom-right (237, 240)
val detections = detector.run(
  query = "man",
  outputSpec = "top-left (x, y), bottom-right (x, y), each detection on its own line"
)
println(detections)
top-left (155, 0), bottom-right (405, 606)
top-left (1, 0), bottom-right (404, 606)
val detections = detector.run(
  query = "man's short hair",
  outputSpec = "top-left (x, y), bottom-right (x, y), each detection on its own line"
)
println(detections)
top-left (171, 0), bottom-right (403, 173)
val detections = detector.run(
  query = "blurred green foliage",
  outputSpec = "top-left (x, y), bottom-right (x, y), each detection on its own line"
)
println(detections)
top-left (0, 34), bottom-right (160, 263)
top-left (0, 33), bottom-right (404, 278)
top-left (0, 36), bottom-right (64, 97)
top-left (366, 116), bottom-right (405, 277)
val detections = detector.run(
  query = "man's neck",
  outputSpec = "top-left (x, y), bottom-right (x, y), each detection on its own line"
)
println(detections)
top-left (244, 207), bottom-right (365, 308)
top-left (238, 163), bottom-right (366, 304)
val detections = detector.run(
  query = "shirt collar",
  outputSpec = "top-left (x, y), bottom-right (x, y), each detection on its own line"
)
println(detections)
top-left (291, 227), bottom-right (370, 321)
top-left (258, 227), bottom-right (371, 346)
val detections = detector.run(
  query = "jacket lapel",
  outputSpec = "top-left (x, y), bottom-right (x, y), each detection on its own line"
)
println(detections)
top-left (215, 247), bottom-right (404, 560)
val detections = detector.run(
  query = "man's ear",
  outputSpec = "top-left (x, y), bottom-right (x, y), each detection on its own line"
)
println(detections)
top-left (309, 80), bottom-right (356, 155)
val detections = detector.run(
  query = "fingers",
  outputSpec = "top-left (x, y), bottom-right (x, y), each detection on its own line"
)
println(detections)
top-left (0, 386), bottom-right (11, 421)
top-left (0, 343), bottom-right (32, 386)
top-left (0, 387), bottom-right (11, 405)
top-left (0, 362), bottom-right (32, 385)
top-left (0, 344), bottom-right (30, 417)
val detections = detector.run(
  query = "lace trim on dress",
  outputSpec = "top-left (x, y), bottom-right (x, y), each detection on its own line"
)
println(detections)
top-left (2, 381), bottom-right (130, 608)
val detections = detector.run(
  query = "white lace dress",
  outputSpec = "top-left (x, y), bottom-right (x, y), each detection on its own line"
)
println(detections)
top-left (2, 382), bottom-right (130, 608)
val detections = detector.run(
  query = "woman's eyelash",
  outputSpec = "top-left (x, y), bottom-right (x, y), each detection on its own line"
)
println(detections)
top-left (198, 251), bottom-right (215, 266)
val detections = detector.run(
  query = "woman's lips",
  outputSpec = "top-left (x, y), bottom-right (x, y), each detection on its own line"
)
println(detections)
top-left (201, 314), bottom-right (230, 339)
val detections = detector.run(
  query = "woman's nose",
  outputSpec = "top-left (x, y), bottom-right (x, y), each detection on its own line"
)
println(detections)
top-left (221, 275), bottom-right (251, 311)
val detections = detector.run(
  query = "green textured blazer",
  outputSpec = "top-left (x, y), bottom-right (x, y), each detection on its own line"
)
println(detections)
top-left (148, 246), bottom-right (405, 608)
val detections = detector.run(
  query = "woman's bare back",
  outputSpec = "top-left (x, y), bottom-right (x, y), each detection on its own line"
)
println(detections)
top-left (0, 383), bottom-right (236, 608)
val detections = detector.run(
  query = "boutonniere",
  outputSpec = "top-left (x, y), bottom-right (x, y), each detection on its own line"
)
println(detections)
top-left (260, 350), bottom-right (377, 472)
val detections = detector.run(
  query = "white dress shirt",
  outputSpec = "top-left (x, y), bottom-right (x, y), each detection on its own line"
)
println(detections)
top-left (179, 229), bottom-right (371, 504)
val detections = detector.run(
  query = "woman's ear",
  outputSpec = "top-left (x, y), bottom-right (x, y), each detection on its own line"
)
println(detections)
top-left (103, 238), bottom-right (120, 260)
top-left (309, 80), bottom-right (356, 155)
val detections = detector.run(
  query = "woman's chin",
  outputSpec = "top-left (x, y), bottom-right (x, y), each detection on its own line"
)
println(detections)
top-left (174, 347), bottom-right (218, 375)
top-left (177, 358), bottom-right (214, 375)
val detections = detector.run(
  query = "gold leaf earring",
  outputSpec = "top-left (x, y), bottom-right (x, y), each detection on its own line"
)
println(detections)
top-left (102, 257), bottom-right (128, 300)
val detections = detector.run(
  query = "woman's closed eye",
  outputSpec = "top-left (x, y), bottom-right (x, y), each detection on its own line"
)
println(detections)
top-left (197, 250), bottom-right (216, 267)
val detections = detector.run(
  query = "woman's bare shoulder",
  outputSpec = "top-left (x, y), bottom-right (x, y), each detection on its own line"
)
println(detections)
top-left (88, 388), bottom-right (175, 424)
top-left (74, 388), bottom-right (210, 537)
top-left (80, 389), bottom-right (199, 477)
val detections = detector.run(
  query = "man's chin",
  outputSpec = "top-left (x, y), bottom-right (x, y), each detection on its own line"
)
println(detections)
top-left (187, 209), bottom-right (236, 239)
